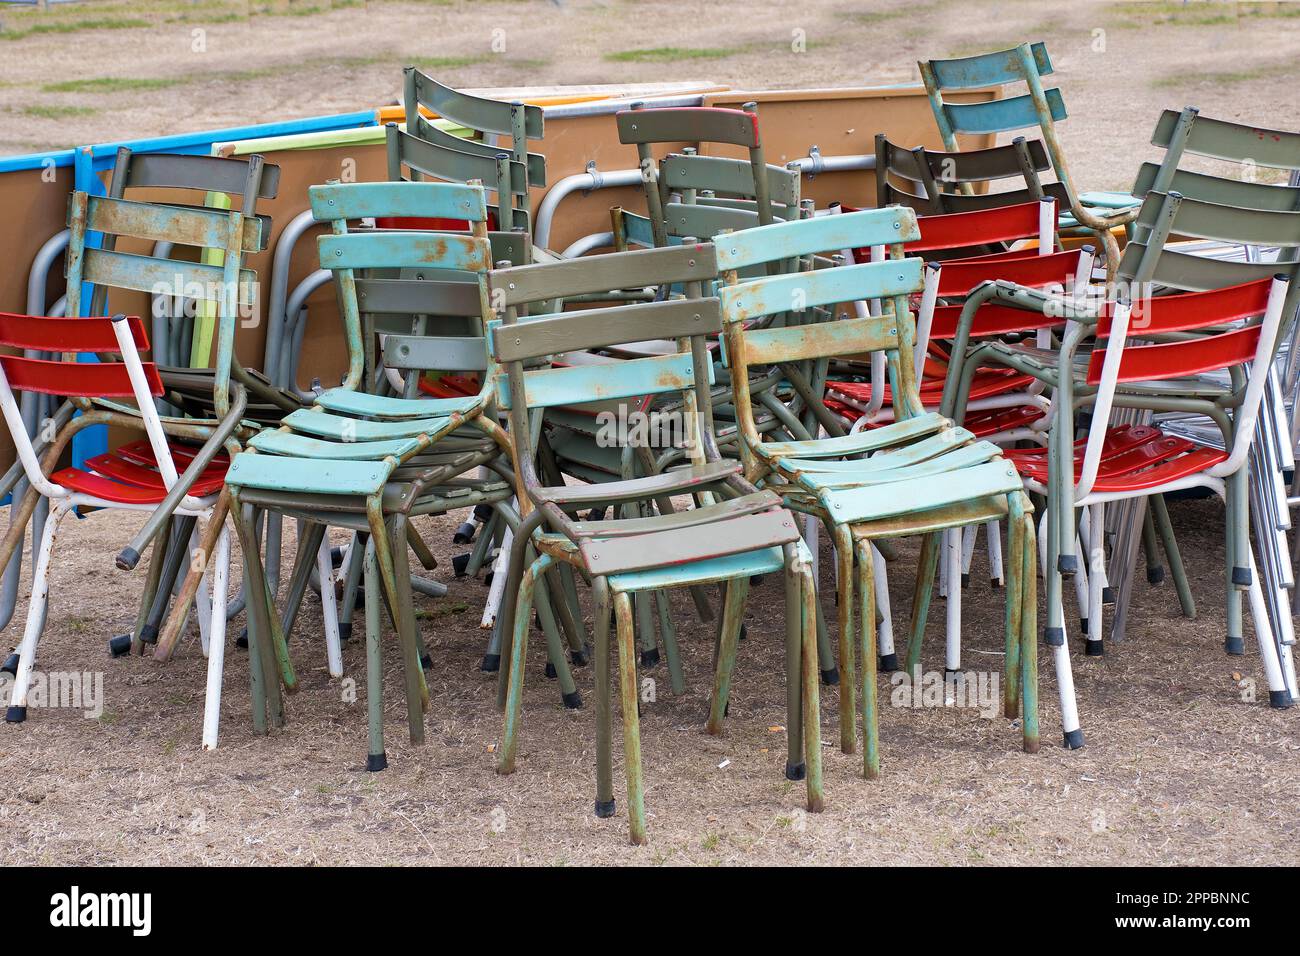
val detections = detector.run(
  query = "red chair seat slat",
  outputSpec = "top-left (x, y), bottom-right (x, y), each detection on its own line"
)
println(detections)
top-left (1008, 424), bottom-right (1226, 492)
top-left (50, 467), bottom-right (170, 504)
top-left (1086, 324), bottom-right (1261, 385)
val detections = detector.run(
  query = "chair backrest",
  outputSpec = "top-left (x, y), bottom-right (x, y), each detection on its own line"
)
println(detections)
top-left (488, 244), bottom-right (722, 484)
top-left (396, 68), bottom-right (545, 230)
top-left (616, 104), bottom-right (774, 249)
top-left (0, 312), bottom-right (172, 495)
top-left (308, 180), bottom-right (494, 395)
top-left (875, 132), bottom-right (1070, 215)
top-left (919, 42), bottom-right (1078, 207)
top-left (717, 209), bottom-right (929, 442)
top-left (1078, 276), bottom-right (1290, 498)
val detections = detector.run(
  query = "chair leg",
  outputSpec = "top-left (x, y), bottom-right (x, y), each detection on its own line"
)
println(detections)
top-left (5, 501), bottom-right (69, 722)
top-left (1085, 502), bottom-right (1106, 657)
top-left (783, 543), bottom-right (805, 782)
top-left (986, 519), bottom-right (1004, 588)
top-left (654, 589), bottom-right (685, 695)
top-left (855, 538), bottom-right (879, 780)
top-left (231, 498), bottom-right (284, 731)
top-left (1003, 503), bottom-right (1024, 721)
top-left (1150, 493), bottom-right (1194, 619)
top-left (497, 552), bottom-right (547, 774)
top-left (1045, 492), bottom-right (1084, 749)
top-left (614, 591), bottom-right (647, 845)
top-left (536, 566), bottom-right (579, 708)
top-left (705, 576), bottom-right (749, 735)
top-left (1224, 472), bottom-right (1246, 655)
top-left (1019, 503), bottom-right (1040, 753)
top-left (798, 556), bottom-right (825, 812)
top-left (1141, 504), bottom-right (1165, 585)
top-left (337, 533), bottom-right (365, 642)
top-left (277, 520), bottom-right (326, 643)
top-left (945, 528), bottom-right (962, 673)
top-left (200, 527), bottom-right (231, 750)
top-left (591, 577), bottom-right (615, 819)
top-left (833, 525), bottom-right (856, 753)
top-left (316, 533), bottom-right (343, 678)
top-left (905, 531), bottom-right (942, 673)
top-left (360, 536), bottom-right (387, 771)
top-left (367, 506), bottom-right (423, 745)
top-left (873, 544), bottom-right (897, 671)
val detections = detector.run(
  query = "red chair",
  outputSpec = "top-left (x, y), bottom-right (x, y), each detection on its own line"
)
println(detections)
top-left (0, 313), bottom-right (234, 747)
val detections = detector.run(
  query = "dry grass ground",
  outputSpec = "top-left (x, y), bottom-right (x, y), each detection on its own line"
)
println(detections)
top-left (0, 0), bottom-right (1298, 866)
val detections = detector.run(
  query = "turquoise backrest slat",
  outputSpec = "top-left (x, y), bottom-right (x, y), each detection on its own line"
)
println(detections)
top-left (927, 42), bottom-right (1052, 90)
top-left (716, 208), bottom-right (921, 271)
top-left (943, 89), bottom-right (1066, 136)
top-left (309, 181), bottom-right (488, 223)
top-left (720, 258), bottom-right (924, 322)
top-left (317, 231), bottom-right (491, 273)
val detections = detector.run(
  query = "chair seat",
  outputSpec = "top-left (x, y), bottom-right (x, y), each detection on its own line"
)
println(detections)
top-left (1006, 423), bottom-right (1227, 493)
top-left (807, 457), bottom-right (1023, 524)
top-left (757, 411), bottom-right (952, 460)
top-left (281, 408), bottom-right (460, 442)
top-left (226, 451), bottom-right (393, 497)
top-left (250, 429), bottom-right (424, 461)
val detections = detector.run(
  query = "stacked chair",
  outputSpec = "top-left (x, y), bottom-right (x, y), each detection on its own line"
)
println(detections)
top-left (3, 44), bottom-right (1298, 847)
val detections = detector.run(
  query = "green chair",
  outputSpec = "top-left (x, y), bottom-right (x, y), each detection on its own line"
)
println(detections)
top-left (918, 41), bottom-right (1138, 278)
top-left (718, 208), bottom-right (1040, 775)
top-left (489, 242), bottom-right (823, 845)
top-left (223, 180), bottom-right (519, 765)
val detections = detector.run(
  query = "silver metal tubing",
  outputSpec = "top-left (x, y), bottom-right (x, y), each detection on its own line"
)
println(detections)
top-left (534, 168), bottom-right (642, 250)
top-left (562, 232), bottom-right (616, 259)
top-left (279, 269), bottom-right (334, 397)
top-left (264, 209), bottom-right (320, 389)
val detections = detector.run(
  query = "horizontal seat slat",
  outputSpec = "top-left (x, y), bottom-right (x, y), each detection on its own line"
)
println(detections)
top-left (227, 452), bottom-right (392, 496)
top-left (580, 507), bottom-right (799, 577)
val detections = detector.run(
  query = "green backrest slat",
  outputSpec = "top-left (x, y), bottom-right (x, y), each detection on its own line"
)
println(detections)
top-left (925, 41), bottom-right (1053, 90)
top-left (318, 231), bottom-right (491, 273)
top-left (495, 297), bottom-right (722, 363)
top-left (721, 258), bottom-right (924, 323)
top-left (123, 152), bottom-right (280, 199)
top-left (493, 243), bottom-right (717, 306)
top-left (943, 89), bottom-right (1067, 136)
top-left (383, 334), bottom-right (488, 372)
top-left (716, 208), bottom-right (921, 271)
top-left (923, 140), bottom-right (1051, 183)
top-left (737, 314), bottom-right (899, 366)
top-left (411, 113), bottom-right (546, 187)
top-left (1152, 109), bottom-right (1300, 170)
top-left (395, 129), bottom-right (529, 196)
top-left (1132, 162), bottom-right (1300, 211)
top-left (926, 182), bottom-right (1070, 214)
top-left (408, 68), bottom-right (543, 139)
top-left (353, 276), bottom-right (484, 316)
top-left (496, 346), bottom-right (710, 410)
top-left (616, 107), bottom-right (760, 148)
top-left (660, 154), bottom-right (799, 206)
top-left (309, 180), bottom-right (488, 223)
top-left (1165, 193), bottom-right (1300, 247)
top-left (78, 248), bottom-right (257, 306)
top-left (662, 202), bottom-right (769, 239)
top-left (79, 194), bottom-right (261, 253)
top-left (1118, 242), bottom-right (1292, 291)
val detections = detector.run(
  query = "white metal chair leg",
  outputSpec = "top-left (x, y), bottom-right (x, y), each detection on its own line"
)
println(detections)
top-left (1085, 502), bottom-right (1105, 655)
top-left (1072, 529), bottom-right (1090, 633)
top-left (317, 533), bottom-right (343, 679)
top-left (1038, 510), bottom-right (1050, 578)
top-left (960, 523), bottom-right (977, 585)
top-left (1049, 597), bottom-right (1084, 748)
top-left (192, 526), bottom-right (212, 656)
top-left (986, 519), bottom-right (1004, 587)
top-left (201, 528), bottom-right (231, 750)
top-left (6, 501), bottom-right (69, 720)
top-left (872, 544), bottom-right (896, 666)
top-left (1246, 549), bottom-right (1292, 708)
top-left (945, 528), bottom-right (961, 671)
top-left (803, 513), bottom-right (820, 584)
top-left (480, 521), bottom-right (513, 631)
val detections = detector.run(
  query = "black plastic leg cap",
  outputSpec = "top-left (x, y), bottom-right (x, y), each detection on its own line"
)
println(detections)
top-left (366, 752), bottom-right (388, 772)
top-left (990, 578), bottom-right (1002, 590)
top-left (562, 689), bottom-right (583, 710)
top-left (1080, 617), bottom-right (1089, 634)
top-left (570, 647), bottom-right (589, 667)
top-left (116, 547), bottom-right (140, 572)
top-left (960, 572), bottom-right (970, 589)
top-left (1102, 586), bottom-right (1116, 605)
top-left (451, 553), bottom-right (470, 578)
top-left (1057, 554), bottom-right (1077, 577)
top-left (108, 635), bottom-right (133, 658)
top-left (419, 653), bottom-right (433, 670)
top-left (481, 653), bottom-right (501, 673)
top-left (337, 622), bottom-right (353, 642)
top-left (544, 661), bottom-right (557, 680)
top-left (1044, 627), bottom-right (1065, 647)
top-left (1232, 566), bottom-right (1252, 587)
top-left (138, 623), bottom-right (159, 645)
top-left (821, 666), bottom-right (839, 686)
top-left (1268, 690), bottom-right (1293, 710)
top-left (0, 652), bottom-right (18, 675)
top-left (5, 705), bottom-right (26, 724)
top-left (785, 762), bottom-right (806, 781)
top-left (594, 798), bottom-right (616, 818)
top-left (879, 653), bottom-right (899, 673)
top-left (1147, 566), bottom-right (1165, 585)
top-left (236, 628), bottom-right (248, 649)
top-left (452, 521), bottom-right (476, 545)
top-left (640, 648), bottom-right (660, 669)
top-left (1223, 636), bottom-right (1244, 656)
top-left (1084, 639), bottom-right (1105, 657)
top-left (1063, 728), bottom-right (1085, 750)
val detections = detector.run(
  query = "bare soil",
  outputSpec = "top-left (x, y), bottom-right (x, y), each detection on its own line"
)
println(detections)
top-left (0, 0), bottom-right (1297, 866)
